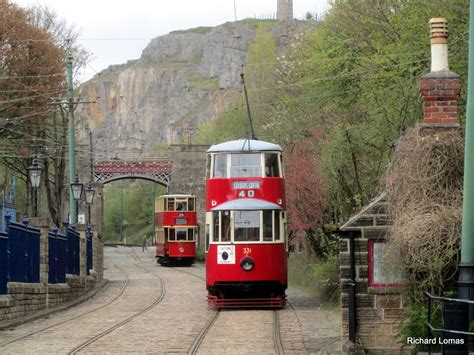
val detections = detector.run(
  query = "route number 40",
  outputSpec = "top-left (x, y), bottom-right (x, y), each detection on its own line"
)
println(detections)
top-left (238, 190), bottom-right (254, 197)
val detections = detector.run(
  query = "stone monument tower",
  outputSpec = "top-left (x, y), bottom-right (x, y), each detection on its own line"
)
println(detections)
top-left (277, 0), bottom-right (293, 20)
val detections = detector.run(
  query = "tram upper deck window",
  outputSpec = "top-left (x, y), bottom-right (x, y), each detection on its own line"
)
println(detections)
top-left (234, 211), bottom-right (260, 242)
top-left (213, 154), bottom-right (227, 178)
top-left (206, 155), bottom-right (211, 179)
top-left (167, 198), bottom-right (174, 211)
top-left (188, 198), bottom-right (195, 211)
top-left (265, 153), bottom-right (281, 177)
top-left (230, 153), bottom-right (261, 178)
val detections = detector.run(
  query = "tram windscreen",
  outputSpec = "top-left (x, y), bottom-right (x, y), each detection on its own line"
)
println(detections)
top-left (234, 211), bottom-right (260, 241)
top-left (230, 154), bottom-right (261, 177)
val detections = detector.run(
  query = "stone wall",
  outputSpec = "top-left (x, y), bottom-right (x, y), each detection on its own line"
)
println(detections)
top-left (339, 194), bottom-right (407, 354)
top-left (0, 219), bottom-right (103, 325)
top-left (170, 144), bottom-right (209, 247)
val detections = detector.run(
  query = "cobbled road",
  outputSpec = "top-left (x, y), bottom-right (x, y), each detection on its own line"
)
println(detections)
top-left (0, 246), bottom-right (342, 354)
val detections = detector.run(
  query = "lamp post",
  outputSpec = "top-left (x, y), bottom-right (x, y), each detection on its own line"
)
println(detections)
top-left (27, 157), bottom-right (42, 217)
top-left (84, 182), bottom-right (95, 225)
top-left (70, 175), bottom-right (83, 224)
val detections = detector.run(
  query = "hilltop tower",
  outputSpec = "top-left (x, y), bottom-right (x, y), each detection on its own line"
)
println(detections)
top-left (277, 0), bottom-right (293, 20)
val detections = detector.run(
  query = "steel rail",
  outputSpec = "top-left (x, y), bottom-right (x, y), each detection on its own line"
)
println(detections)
top-left (187, 310), bottom-right (220, 355)
top-left (273, 310), bottom-right (285, 355)
top-left (68, 271), bottom-right (165, 354)
top-left (0, 264), bottom-right (129, 348)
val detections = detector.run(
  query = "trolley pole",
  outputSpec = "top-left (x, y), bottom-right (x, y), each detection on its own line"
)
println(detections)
top-left (67, 50), bottom-right (77, 224)
top-left (459, 0), bottom-right (474, 310)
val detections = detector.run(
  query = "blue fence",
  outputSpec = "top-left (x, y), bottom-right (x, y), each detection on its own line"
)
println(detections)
top-left (66, 225), bottom-right (80, 276)
top-left (0, 231), bottom-right (8, 294)
top-left (48, 227), bottom-right (67, 284)
top-left (8, 219), bottom-right (40, 284)
top-left (86, 225), bottom-right (93, 276)
top-left (0, 218), bottom-right (93, 295)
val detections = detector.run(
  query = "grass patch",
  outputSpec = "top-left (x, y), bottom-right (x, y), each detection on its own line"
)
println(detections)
top-left (288, 252), bottom-right (340, 304)
top-left (187, 73), bottom-right (219, 91)
top-left (170, 26), bottom-right (213, 35)
top-left (239, 18), bottom-right (279, 27)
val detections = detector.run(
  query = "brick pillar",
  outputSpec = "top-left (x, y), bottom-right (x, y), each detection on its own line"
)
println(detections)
top-left (77, 225), bottom-right (87, 278)
top-left (29, 217), bottom-right (50, 285)
top-left (93, 231), bottom-right (104, 281)
top-left (90, 183), bottom-right (104, 237)
top-left (419, 71), bottom-right (461, 128)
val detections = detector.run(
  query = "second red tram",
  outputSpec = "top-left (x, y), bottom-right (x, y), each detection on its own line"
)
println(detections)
top-left (155, 194), bottom-right (197, 266)
top-left (205, 139), bottom-right (288, 308)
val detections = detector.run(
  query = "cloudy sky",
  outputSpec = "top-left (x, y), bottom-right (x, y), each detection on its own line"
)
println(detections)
top-left (13, 0), bottom-right (329, 82)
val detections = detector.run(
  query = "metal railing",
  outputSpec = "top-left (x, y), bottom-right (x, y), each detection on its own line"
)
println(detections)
top-left (425, 291), bottom-right (474, 354)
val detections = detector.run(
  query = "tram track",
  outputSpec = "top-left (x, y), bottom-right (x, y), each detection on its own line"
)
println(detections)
top-left (0, 264), bottom-right (129, 348)
top-left (68, 267), bottom-right (166, 354)
top-left (273, 309), bottom-right (285, 355)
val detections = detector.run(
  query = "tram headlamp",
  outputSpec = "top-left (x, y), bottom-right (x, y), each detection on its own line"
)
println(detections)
top-left (240, 257), bottom-right (254, 271)
top-left (222, 251), bottom-right (229, 261)
top-left (179, 247), bottom-right (184, 253)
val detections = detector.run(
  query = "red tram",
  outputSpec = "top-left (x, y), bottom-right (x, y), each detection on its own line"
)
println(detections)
top-left (205, 139), bottom-right (288, 308)
top-left (155, 194), bottom-right (197, 266)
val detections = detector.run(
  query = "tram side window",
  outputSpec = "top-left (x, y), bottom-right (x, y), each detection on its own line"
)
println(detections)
top-left (205, 224), bottom-right (210, 252)
top-left (187, 228), bottom-right (194, 241)
top-left (213, 212), bottom-right (219, 242)
top-left (265, 153), bottom-right (280, 177)
top-left (274, 211), bottom-right (281, 241)
top-left (206, 155), bottom-right (211, 179)
top-left (230, 153), bottom-right (261, 177)
top-left (167, 198), bottom-right (175, 211)
top-left (213, 154), bottom-right (227, 178)
top-left (168, 228), bottom-right (176, 241)
top-left (234, 211), bottom-right (260, 242)
top-left (177, 228), bottom-right (186, 241)
top-left (188, 198), bottom-right (195, 211)
top-left (263, 210), bottom-right (272, 241)
top-left (176, 200), bottom-right (187, 211)
top-left (221, 211), bottom-right (231, 242)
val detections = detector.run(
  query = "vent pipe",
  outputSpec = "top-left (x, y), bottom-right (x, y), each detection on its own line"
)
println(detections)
top-left (429, 18), bottom-right (449, 72)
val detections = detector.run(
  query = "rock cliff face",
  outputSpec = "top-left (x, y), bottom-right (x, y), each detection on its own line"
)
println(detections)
top-left (77, 20), bottom-right (307, 160)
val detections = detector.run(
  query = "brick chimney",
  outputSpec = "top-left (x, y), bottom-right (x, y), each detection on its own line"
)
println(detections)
top-left (419, 18), bottom-right (461, 129)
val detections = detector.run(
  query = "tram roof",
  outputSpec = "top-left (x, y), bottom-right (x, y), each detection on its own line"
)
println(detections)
top-left (211, 198), bottom-right (282, 211)
top-left (207, 139), bottom-right (282, 153)
top-left (158, 194), bottom-right (196, 198)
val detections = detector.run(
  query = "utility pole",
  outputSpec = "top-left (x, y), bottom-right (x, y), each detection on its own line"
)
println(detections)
top-left (120, 183), bottom-right (124, 242)
top-left (89, 130), bottom-right (94, 182)
top-left (459, 0), bottom-right (474, 304)
top-left (66, 50), bottom-right (76, 223)
top-left (65, 48), bottom-right (95, 224)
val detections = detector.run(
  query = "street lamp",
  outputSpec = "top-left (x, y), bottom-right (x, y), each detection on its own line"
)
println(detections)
top-left (84, 182), bottom-right (95, 225)
top-left (70, 175), bottom-right (83, 223)
top-left (27, 157), bottom-right (42, 217)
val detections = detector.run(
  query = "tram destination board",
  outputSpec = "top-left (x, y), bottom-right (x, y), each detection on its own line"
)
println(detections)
top-left (175, 218), bottom-right (188, 225)
top-left (232, 181), bottom-right (260, 189)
